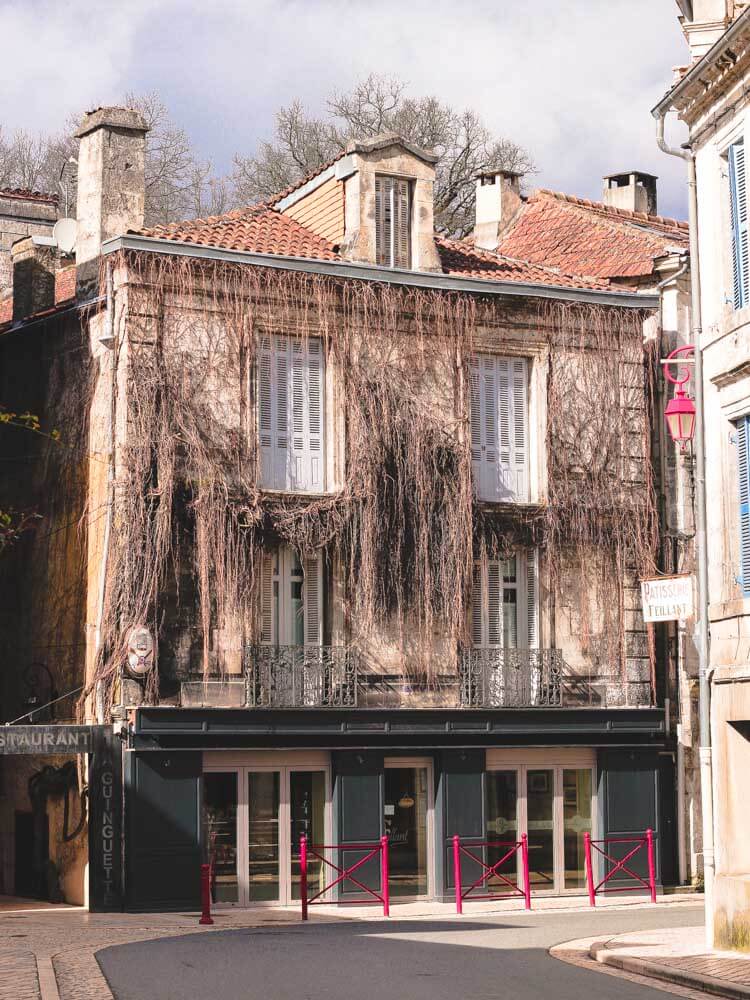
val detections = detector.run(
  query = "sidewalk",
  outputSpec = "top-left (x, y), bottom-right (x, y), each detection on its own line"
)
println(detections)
top-left (589, 926), bottom-right (750, 999)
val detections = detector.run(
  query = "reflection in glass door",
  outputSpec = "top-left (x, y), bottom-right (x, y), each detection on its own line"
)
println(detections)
top-left (248, 771), bottom-right (280, 902)
top-left (563, 769), bottom-right (592, 889)
top-left (383, 764), bottom-right (430, 897)
top-left (526, 769), bottom-right (555, 889)
top-left (290, 771), bottom-right (325, 900)
top-left (203, 772), bottom-right (239, 903)
top-left (486, 770), bottom-right (518, 879)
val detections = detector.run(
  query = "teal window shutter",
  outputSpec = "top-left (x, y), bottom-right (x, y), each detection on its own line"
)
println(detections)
top-left (738, 416), bottom-right (750, 595)
top-left (729, 141), bottom-right (749, 309)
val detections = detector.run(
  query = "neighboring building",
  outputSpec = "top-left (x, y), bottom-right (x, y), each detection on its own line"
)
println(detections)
top-left (1, 108), bottom-right (676, 911)
top-left (654, 0), bottom-right (750, 950)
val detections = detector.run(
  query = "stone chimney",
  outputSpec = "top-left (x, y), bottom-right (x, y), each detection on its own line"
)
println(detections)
top-left (473, 169), bottom-right (524, 252)
top-left (10, 237), bottom-right (61, 321)
top-left (74, 107), bottom-right (149, 272)
top-left (603, 172), bottom-right (658, 216)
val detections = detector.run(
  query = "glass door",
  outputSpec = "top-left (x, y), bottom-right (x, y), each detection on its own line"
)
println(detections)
top-left (289, 770), bottom-right (326, 901)
top-left (203, 772), bottom-right (239, 904)
top-left (526, 768), bottom-right (555, 889)
top-left (383, 761), bottom-right (431, 898)
top-left (247, 771), bottom-right (280, 902)
top-left (563, 769), bottom-right (592, 889)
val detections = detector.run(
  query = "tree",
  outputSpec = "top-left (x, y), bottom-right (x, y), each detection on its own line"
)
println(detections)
top-left (233, 74), bottom-right (534, 237)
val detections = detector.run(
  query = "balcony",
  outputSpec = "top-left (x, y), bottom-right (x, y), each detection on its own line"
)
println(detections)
top-left (239, 645), bottom-right (575, 709)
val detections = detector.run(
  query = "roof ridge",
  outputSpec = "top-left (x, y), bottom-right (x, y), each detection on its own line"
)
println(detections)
top-left (267, 152), bottom-right (346, 207)
top-left (531, 188), bottom-right (688, 232)
top-left (0, 187), bottom-right (59, 203)
top-left (140, 204), bottom-right (270, 236)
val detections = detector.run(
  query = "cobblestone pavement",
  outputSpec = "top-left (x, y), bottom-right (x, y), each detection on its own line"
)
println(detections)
top-left (0, 896), bottom-right (703, 1000)
top-left (587, 926), bottom-right (750, 996)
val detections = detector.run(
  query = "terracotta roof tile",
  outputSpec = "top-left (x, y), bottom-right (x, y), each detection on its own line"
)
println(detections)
top-left (0, 187), bottom-right (58, 204)
top-left (496, 190), bottom-right (688, 281)
top-left (138, 206), bottom-right (339, 260)
top-left (436, 237), bottom-right (609, 290)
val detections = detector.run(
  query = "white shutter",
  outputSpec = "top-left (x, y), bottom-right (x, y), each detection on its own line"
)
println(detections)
top-left (738, 418), bottom-right (750, 595)
top-left (487, 560), bottom-right (502, 648)
top-left (258, 338), bottom-right (274, 487)
top-left (394, 178), bottom-right (411, 269)
top-left (471, 562), bottom-right (484, 647)
top-left (303, 553), bottom-right (323, 646)
top-left (472, 354), bottom-right (528, 502)
top-left (259, 335), bottom-right (324, 492)
top-left (260, 550), bottom-right (276, 645)
top-left (526, 549), bottom-right (539, 648)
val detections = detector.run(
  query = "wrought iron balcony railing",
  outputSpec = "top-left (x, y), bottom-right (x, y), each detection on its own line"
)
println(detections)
top-left (246, 645), bottom-right (358, 708)
top-left (243, 645), bottom-right (569, 709)
top-left (458, 648), bottom-right (564, 708)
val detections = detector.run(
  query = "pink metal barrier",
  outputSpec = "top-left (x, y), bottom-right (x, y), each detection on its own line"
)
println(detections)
top-left (199, 862), bottom-right (214, 925)
top-left (583, 829), bottom-right (657, 906)
top-left (452, 834), bottom-right (531, 913)
top-left (300, 834), bottom-right (390, 920)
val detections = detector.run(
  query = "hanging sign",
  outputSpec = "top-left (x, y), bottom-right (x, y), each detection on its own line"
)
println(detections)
top-left (640, 575), bottom-right (694, 622)
top-left (0, 725), bottom-right (94, 754)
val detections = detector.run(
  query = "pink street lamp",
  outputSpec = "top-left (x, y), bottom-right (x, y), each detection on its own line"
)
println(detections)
top-left (663, 345), bottom-right (696, 451)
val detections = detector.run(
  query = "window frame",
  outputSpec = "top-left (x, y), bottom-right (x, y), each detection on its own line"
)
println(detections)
top-left (737, 415), bottom-right (750, 596)
top-left (375, 173), bottom-right (412, 269)
top-left (471, 549), bottom-right (539, 650)
top-left (470, 353), bottom-right (530, 503)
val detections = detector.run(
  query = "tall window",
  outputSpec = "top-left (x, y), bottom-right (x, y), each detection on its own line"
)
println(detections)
top-left (729, 139), bottom-right (749, 309)
top-left (260, 547), bottom-right (323, 647)
top-left (375, 175), bottom-right (411, 269)
top-left (258, 334), bottom-right (324, 492)
top-left (471, 551), bottom-right (538, 649)
top-left (470, 354), bottom-right (529, 502)
top-left (737, 416), bottom-right (750, 597)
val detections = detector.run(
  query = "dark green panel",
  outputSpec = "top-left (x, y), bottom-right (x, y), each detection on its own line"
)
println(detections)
top-left (126, 751), bottom-right (201, 911)
top-left (598, 750), bottom-right (669, 887)
top-left (440, 750), bottom-right (485, 892)
top-left (332, 751), bottom-right (384, 898)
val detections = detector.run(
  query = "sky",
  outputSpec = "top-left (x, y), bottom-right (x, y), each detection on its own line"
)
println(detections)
top-left (0, 0), bottom-right (691, 219)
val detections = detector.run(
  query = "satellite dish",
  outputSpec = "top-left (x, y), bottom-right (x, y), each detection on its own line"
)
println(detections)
top-left (53, 218), bottom-right (77, 254)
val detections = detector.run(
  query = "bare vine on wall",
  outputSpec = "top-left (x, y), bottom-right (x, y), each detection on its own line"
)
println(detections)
top-left (86, 252), bottom-right (657, 715)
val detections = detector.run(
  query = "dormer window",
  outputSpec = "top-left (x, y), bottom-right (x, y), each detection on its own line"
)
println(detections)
top-left (375, 175), bottom-right (411, 269)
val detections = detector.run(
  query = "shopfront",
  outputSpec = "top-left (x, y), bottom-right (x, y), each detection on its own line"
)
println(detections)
top-left (123, 707), bottom-right (674, 911)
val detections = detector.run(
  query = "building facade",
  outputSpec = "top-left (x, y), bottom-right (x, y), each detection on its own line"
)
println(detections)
top-left (655, 0), bottom-right (750, 951)
top-left (0, 107), bottom-right (681, 911)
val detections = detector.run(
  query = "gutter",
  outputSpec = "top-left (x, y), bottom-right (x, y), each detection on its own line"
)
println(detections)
top-left (101, 234), bottom-right (659, 310)
top-left (651, 7), bottom-right (750, 118)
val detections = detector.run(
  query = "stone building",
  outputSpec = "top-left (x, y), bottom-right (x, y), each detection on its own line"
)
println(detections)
top-left (0, 107), bottom-right (684, 910)
top-left (656, 0), bottom-right (750, 950)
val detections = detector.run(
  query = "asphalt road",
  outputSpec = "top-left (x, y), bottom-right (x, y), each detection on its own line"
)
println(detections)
top-left (98, 904), bottom-right (702, 1000)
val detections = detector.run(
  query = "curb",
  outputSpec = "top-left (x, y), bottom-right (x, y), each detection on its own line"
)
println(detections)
top-left (591, 941), bottom-right (750, 1000)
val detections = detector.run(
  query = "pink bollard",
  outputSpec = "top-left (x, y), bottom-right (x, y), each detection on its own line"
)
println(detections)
top-left (199, 863), bottom-right (214, 925)
top-left (584, 832), bottom-right (596, 907)
top-left (646, 828), bottom-right (657, 904)
top-left (381, 836), bottom-right (390, 917)
top-left (521, 834), bottom-right (531, 910)
top-left (453, 835), bottom-right (463, 915)
top-left (300, 834), bottom-right (308, 921)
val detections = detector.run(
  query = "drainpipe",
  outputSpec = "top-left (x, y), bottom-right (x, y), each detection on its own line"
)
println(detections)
top-left (93, 260), bottom-right (117, 724)
top-left (655, 111), bottom-right (714, 947)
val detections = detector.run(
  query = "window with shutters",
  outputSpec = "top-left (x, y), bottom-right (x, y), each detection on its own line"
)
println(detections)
top-left (729, 140), bottom-right (749, 310)
top-left (375, 174), bottom-right (412, 269)
top-left (258, 334), bottom-right (324, 492)
top-left (471, 551), bottom-right (539, 649)
top-left (736, 417), bottom-right (750, 597)
top-left (260, 546), bottom-right (323, 647)
top-left (470, 354), bottom-right (530, 502)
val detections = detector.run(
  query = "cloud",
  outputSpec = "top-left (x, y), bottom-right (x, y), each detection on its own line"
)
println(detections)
top-left (0, 0), bottom-right (690, 216)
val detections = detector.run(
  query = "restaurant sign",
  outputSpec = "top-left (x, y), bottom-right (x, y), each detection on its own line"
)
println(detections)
top-left (640, 575), bottom-right (694, 622)
top-left (0, 725), bottom-right (94, 754)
